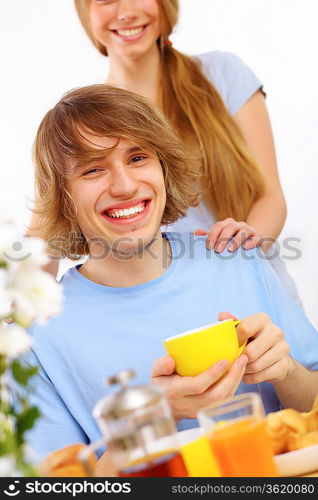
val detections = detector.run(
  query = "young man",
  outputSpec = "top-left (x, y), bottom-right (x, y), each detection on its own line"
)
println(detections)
top-left (27, 85), bottom-right (318, 474)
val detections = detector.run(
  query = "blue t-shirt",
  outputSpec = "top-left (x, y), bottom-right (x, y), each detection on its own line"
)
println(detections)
top-left (26, 233), bottom-right (318, 459)
top-left (196, 50), bottom-right (263, 116)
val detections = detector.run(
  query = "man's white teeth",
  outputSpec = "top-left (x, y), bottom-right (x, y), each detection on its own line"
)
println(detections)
top-left (117, 27), bottom-right (144, 37)
top-left (107, 203), bottom-right (145, 218)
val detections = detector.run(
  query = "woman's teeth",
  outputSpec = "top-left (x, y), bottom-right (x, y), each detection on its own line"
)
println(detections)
top-left (106, 203), bottom-right (145, 219)
top-left (116, 27), bottom-right (144, 37)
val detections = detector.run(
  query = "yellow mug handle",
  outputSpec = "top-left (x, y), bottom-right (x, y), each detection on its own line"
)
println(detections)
top-left (233, 319), bottom-right (247, 355)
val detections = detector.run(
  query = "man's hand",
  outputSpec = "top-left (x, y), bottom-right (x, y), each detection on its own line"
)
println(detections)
top-left (151, 354), bottom-right (248, 420)
top-left (218, 311), bottom-right (292, 384)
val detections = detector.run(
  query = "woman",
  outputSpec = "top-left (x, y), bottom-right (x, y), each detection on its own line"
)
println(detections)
top-left (33, 0), bottom-right (300, 302)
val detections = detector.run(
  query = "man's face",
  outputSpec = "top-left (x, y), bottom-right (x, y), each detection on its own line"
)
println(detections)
top-left (67, 134), bottom-right (166, 256)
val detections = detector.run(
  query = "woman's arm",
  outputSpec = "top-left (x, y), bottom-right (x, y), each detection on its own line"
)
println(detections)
top-left (203, 90), bottom-right (286, 252)
top-left (234, 90), bottom-right (287, 249)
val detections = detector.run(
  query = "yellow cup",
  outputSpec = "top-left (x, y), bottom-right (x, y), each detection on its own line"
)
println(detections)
top-left (163, 319), bottom-right (246, 377)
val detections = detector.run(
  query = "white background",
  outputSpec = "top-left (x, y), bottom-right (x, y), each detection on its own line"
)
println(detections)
top-left (1, 1), bottom-right (317, 327)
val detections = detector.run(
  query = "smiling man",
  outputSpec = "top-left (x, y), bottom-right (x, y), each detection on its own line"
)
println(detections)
top-left (67, 134), bottom-right (170, 286)
top-left (27, 85), bottom-right (318, 475)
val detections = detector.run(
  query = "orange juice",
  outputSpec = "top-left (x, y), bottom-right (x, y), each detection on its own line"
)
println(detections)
top-left (208, 417), bottom-right (278, 477)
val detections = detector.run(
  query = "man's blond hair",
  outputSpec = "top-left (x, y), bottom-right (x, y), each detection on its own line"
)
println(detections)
top-left (32, 84), bottom-right (199, 259)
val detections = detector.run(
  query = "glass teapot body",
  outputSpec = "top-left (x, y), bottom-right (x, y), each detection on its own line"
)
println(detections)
top-left (91, 370), bottom-right (186, 476)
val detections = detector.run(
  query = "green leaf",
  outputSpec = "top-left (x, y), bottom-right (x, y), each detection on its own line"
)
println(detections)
top-left (0, 355), bottom-right (6, 375)
top-left (0, 427), bottom-right (17, 455)
top-left (16, 406), bottom-right (41, 437)
top-left (11, 360), bottom-right (38, 386)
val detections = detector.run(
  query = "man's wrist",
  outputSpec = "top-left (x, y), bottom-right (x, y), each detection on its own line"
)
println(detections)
top-left (274, 356), bottom-right (297, 388)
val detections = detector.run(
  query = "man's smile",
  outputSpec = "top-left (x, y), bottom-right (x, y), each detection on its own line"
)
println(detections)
top-left (101, 199), bottom-right (151, 225)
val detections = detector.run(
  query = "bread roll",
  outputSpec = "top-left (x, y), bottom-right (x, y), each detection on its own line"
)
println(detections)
top-left (277, 409), bottom-right (307, 434)
top-left (265, 394), bottom-right (318, 455)
top-left (264, 413), bottom-right (289, 454)
top-left (303, 410), bottom-right (318, 432)
top-left (40, 443), bottom-right (97, 477)
top-left (296, 431), bottom-right (318, 449)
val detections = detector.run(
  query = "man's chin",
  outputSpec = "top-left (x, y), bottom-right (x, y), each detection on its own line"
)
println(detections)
top-left (110, 237), bottom-right (154, 259)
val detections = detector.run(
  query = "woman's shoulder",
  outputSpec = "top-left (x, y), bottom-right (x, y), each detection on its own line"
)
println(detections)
top-left (195, 50), bottom-right (244, 68)
top-left (194, 51), bottom-right (263, 115)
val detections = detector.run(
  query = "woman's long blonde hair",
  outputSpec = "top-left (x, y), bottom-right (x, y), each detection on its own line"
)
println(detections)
top-left (74, 0), bottom-right (264, 221)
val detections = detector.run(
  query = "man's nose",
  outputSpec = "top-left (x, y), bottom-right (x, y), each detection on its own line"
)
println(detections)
top-left (116, 0), bottom-right (138, 22)
top-left (109, 167), bottom-right (139, 197)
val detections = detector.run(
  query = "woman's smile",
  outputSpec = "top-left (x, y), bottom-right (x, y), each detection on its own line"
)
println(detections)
top-left (110, 24), bottom-right (149, 42)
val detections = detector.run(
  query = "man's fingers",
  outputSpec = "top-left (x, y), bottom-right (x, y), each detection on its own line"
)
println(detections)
top-left (218, 311), bottom-right (238, 322)
top-left (243, 324), bottom-right (283, 363)
top-left (227, 358), bottom-right (248, 396)
top-left (151, 355), bottom-right (175, 378)
top-left (244, 337), bottom-right (289, 376)
top-left (243, 358), bottom-right (289, 385)
top-left (236, 313), bottom-right (270, 345)
top-left (173, 359), bottom-right (230, 397)
top-left (200, 355), bottom-right (248, 405)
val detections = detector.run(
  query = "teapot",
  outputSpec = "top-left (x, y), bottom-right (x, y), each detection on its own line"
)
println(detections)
top-left (79, 369), bottom-right (188, 477)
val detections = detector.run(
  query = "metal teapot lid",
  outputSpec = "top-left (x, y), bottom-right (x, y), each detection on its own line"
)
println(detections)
top-left (93, 369), bottom-right (165, 420)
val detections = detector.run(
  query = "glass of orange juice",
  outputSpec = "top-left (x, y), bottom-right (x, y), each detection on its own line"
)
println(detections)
top-left (197, 393), bottom-right (278, 477)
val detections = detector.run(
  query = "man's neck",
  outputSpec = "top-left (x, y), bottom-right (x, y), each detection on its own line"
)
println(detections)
top-left (79, 233), bottom-right (172, 288)
top-left (106, 46), bottom-right (161, 104)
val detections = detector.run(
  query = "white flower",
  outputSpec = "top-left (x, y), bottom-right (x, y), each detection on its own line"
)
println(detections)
top-left (0, 224), bottom-right (21, 267)
top-left (0, 288), bottom-right (12, 318)
top-left (1, 231), bottom-right (49, 270)
top-left (0, 322), bottom-right (32, 357)
top-left (16, 237), bottom-right (49, 268)
top-left (0, 455), bottom-right (16, 477)
top-left (9, 268), bottom-right (63, 326)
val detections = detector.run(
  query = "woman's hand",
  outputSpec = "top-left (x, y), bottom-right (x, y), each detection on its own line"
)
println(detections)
top-left (218, 311), bottom-right (292, 384)
top-left (150, 354), bottom-right (248, 421)
top-left (194, 217), bottom-right (262, 252)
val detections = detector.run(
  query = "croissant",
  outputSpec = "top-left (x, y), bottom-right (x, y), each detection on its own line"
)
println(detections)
top-left (39, 443), bottom-right (97, 477)
top-left (265, 412), bottom-right (289, 454)
top-left (296, 431), bottom-right (318, 449)
top-left (276, 409), bottom-right (307, 434)
top-left (265, 394), bottom-right (318, 455)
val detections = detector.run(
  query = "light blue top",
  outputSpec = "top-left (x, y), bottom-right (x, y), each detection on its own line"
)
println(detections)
top-left (196, 50), bottom-right (263, 116)
top-left (26, 233), bottom-right (318, 460)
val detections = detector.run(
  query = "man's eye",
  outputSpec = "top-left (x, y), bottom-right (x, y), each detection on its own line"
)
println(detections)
top-left (130, 155), bottom-right (146, 164)
top-left (95, 0), bottom-right (115, 4)
top-left (82, 168), bottom-right (101, 176)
